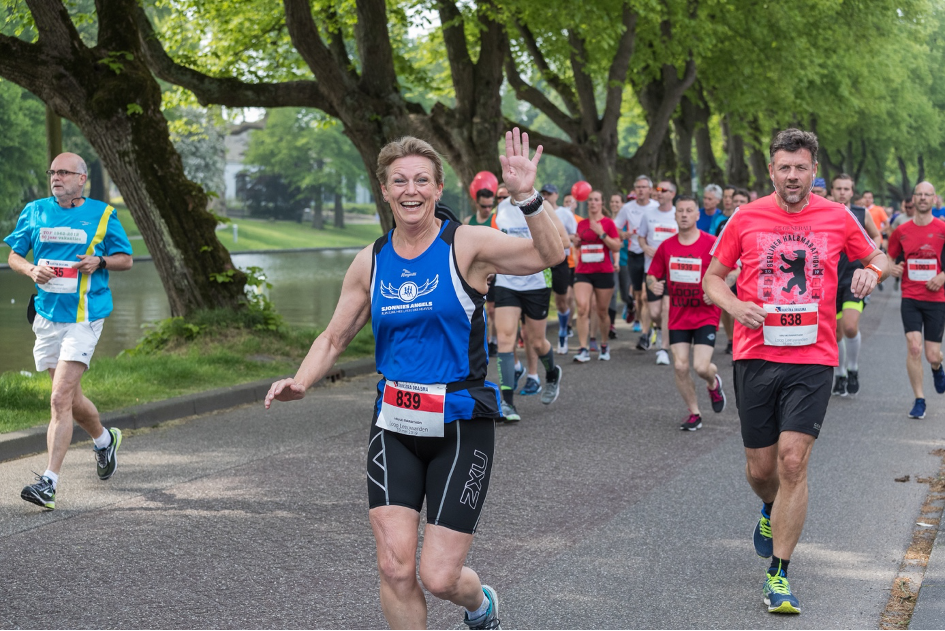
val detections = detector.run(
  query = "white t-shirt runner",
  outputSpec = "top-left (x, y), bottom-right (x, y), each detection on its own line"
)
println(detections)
top-left (615, 199), bottom-right (659, 255)
top-left (494, 198), bottom-right (550, 292)
top-left (555, 206), bottom-right (578, 256)
top-left (638, 206), bottom-right (678, 272)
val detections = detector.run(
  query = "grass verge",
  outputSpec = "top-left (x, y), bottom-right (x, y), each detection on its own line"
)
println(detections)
top-left (0, 308), bottom-right (375, 434)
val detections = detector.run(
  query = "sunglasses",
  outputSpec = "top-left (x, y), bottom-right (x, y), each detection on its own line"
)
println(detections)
top-left (478, 203), bottom-right (494, 209)
top-left (654, 187), bottom-right (673, 193)
top-left (46, 170), bottom-right (82, 178)
top-left (496, 195), bottom-right (509, 201)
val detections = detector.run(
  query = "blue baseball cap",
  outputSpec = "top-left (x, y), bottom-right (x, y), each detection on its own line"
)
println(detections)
top-left (813, 177), bottom-right (826, 188)
top-left (540, 183), bottom-right (558, 194)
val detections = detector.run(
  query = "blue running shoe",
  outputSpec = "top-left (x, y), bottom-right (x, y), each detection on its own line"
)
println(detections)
top-left (632, 321), bottom-right (642, 333)
top-left (763, 571), bottom-right (800, 614)
top-left (519, 377), bottom-right (541, 396)
top-left (934, 364), bottom-right (945, 394)
top-left (753, 507), bottom-right (773, 558)
top-left (464, 585), bottom-right (500, 629)
top-left (909, 398), bottom-right (927, 419)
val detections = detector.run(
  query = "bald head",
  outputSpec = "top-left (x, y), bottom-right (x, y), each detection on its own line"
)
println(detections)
top-left (914, 181), bottom-right (936, 215)
top-left (48, 152), bottom-right (88, 207)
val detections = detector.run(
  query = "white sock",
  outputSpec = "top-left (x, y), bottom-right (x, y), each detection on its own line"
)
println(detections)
top-left (43, 470), bottom-right (59, 488)
top-left (836, 338), bottom-right (847, 377)
top-left (846, 331), bottom-right (861, 371)
top-left (465, 592), bottom-right (490, 619)
top-left (527, 373), bottom-right (539, 382)
top-left (93, 428), bottom-right (112, 449)
top-left (514, 361), bottom-right (523, 372)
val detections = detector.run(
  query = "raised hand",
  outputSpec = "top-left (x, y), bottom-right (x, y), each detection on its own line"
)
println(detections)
top-left (498, 128), bottom-right (543, 202)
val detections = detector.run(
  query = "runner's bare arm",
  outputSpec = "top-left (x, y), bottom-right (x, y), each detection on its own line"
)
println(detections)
top-left (645, 274), bottom-right (665, 296)
top-left (864, 212), bottom-right (882, 248)
top-left (851, 249), bottom-right (888, 298)
top-left (8, 251), bottom-right (55, 284)
top-left (638, 236), bottom-right (657, 259)
top-left (545, 200), bottom-right (570, 250)
top-left (265, 246), bottom-right (373, 408)
top-left (704, 258), bottom-right (767, 330)
top-left (74, 252), bottom-right (132, 274)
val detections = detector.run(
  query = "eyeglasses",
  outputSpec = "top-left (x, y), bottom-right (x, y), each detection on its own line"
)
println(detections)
top-left (496, 195), bottom-right (509, 201)
top-left (46, 170), bottom-right (82, 178)
top-left (654, 187), bottom-right (673, 193)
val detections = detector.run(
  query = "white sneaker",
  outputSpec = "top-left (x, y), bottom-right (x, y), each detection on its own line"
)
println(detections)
top-left (599, 346), bottom-right (610, 361)
top-left (655, 349), bottom-right (670, 365)
top-left (573, 348), bottom-right (590, 363)
top-left (557, 339), bottom-right (568, 355)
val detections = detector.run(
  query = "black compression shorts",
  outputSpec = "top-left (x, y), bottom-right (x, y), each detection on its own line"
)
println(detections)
top-left (627, 251), bottom-right (645, 291)
top-left (733, 359), bottom-right (832, 449)
top-left (551, 260), bottom-right (571, 295)
top-left (367, 417), bottom-right (495, 534)
top-left (494, 285), bottom-right (552, 320)
top-left (574, 272), bottom-right (616, 290)
top-left (669, 324), bottom-right (718, 347)
top-left (901, 298), bottom-right (945, 343)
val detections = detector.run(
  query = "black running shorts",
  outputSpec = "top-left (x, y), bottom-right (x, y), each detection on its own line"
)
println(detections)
top-left (367, 417), bottom-right (495, 534)
top-left (901, 298), bottom-right (945, 343)
top-left (551, 260), bottom-right (571, 295)
top-left (627, 251), bottom-right (645, 291)
top-left (574, 272), bottom-right (616, 290)
top-left (486, 276), bottom-right (496, 302)
top-left (669, 324), bottom-right (718, 347)
top-left (494, 286), bottom-right (552, 321)
top-left (733, 359), bottom-right (833, 449)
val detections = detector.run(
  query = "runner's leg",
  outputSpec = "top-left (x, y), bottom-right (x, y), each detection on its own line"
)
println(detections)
top-left (370, 505), bottom-right (426, 629)
top-left (574, 282), bottom-right (593, 349)
top-left (671, 342), bottom-right (699, 415)
top-left (46, 361), bottom-right (95, 474)
top-left (691, 344), bottom-right (718, 388)
top-left (418, 523), bottom-right (484, 611)
top-left (906, 331), bottom-right (925, 399)
top-left (769, 431), bottom-right (815, 560)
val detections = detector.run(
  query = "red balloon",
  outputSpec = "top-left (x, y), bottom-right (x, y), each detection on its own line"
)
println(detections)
top-left (469, 171), bottom-right (498, 200)
top-left (571, 180), bottom-right (592, 202)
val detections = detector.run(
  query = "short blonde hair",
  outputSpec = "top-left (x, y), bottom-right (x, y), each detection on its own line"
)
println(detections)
top-left (376, 137), bottom-right (444, 186)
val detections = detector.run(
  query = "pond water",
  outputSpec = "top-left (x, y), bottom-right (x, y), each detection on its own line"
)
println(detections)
top-left (0, 249), bottom-right (360, 375)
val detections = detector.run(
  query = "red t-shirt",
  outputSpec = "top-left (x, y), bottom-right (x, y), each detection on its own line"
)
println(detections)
top-left (711, 193), bottom-right (876, 365)
top-left (575, 217), bottom-right (618, 274)
top-left (648, 231), bottom-right (721, 331)
top-left (888, 218), bottom-right (945, 302)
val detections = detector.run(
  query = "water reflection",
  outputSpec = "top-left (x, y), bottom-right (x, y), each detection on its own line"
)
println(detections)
top-left (0, 250), bottom-right (359, 375)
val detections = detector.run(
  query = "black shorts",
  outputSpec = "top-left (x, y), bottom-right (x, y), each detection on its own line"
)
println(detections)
top-left (901, 298), bottom-right (945, 343)
top-left (835, 269), bottom-right (864, 312)
top-left (733, 359), bottom-right (833, 449)
top-left (575, 272), bottom-right (616, 290)
top-left (627, 252), bottom-right (645, 291)
top-left (551, 260), bottom-right (571, 295)
top-left (486, 276), bottom-right (496, 302)
top-left (367, 418), bottom-right (495, 534)
top-left (669, 324), bottom-right (718, 347)
top-left (646, 286), bottom-right (669, 303)
top-left (494, 285), bottom-right (552, 320)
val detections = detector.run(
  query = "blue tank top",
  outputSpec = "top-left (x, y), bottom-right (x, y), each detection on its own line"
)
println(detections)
top-left (370, 220), bottom-right (500, 422)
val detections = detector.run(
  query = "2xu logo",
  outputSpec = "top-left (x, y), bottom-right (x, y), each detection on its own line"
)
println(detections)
top-left (460, 450), bottom-right (489, 509)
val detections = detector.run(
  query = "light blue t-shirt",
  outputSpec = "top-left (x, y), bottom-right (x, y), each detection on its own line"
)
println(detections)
top-left (4, 197), bottom-right (133, 323)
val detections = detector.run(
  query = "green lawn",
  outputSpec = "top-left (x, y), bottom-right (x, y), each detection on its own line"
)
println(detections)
top-left (1, 206), bottom-right (383, 260)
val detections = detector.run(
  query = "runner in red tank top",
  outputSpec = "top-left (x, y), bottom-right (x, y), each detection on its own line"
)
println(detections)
top-left (646, 196), bottom-right (725, 431)
top-left (703, 129), bottom-right (888, 615)
top-left (887, 181), bottom-right (945, 419)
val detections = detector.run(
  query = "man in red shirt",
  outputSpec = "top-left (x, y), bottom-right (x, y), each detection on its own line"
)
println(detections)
top-left (887, 181), bottom-right (945, 419)
top-left (647, 196), bottom-right (725, 431)
top-left (704, 128), bottom-right (887, 614)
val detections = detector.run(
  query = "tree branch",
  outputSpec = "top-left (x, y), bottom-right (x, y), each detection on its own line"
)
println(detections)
top-left (513, 21), bottom-right (580, 117)
top-left (354, 0), bottom-right (399, 97)
top-left (283, 0), bottom-right (354, 96)
top-left (134, 6), bottom-right (337, 114)
top-left (323, 8), bottom-right (356, 82)
top-left (504, 117), bottom-right (582, 164)
top-left (438, 0), bottom-right (474, 113)
top-left (504, 53), bottom-right (578, 139)
top-left (25, 0), bottom-right (82, 55)
top-left (567, 30), bottom-right (599, 130)
top-left (600, 4), bottom-right (638, 136)
top-left (0, 34), bottom-right (45, 87)
top-left (635, 57), bottom-right (697, 162)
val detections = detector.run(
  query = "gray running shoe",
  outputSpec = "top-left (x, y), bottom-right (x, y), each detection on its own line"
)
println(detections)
top-left (541, 365), bottom-right (562, 405)
top-left (94, 427), bottom-right (122, 480)
top-left (573, 348), bottom-right (590, 363)
top-left (21, 474), bottom-right (55, 510)
top-left (500, 401), bottom-right (520, 423)
top-left (464, 585), bottom-right (500, 630)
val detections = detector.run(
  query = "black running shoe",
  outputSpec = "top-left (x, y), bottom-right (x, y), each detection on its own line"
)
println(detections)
top-left (831, 375), bottom-right (847, 397)
top-left (846, 370), bottom-right (859, 395)
top-left (21, 474), bottom-right (55, 510)
top-left (725, 341), bottom-right (732, 354)
top-left (94, 428), bottom-right (122, 480)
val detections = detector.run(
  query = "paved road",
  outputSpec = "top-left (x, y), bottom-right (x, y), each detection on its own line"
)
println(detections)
top-left (1, 287), bottom-right (943, 628)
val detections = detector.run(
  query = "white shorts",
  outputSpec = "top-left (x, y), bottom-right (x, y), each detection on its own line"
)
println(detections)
top-left (32, 315), bottom-right (104, 372)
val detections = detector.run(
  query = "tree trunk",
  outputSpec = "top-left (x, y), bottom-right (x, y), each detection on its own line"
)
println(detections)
top-left (748, 145), bottom-right (769, 193)
top-left (0, 1), bottom-right (246, 318)
top-left (722, 116), bottom-right (749, 188)
top-left (672, 93), bottom-right (695, 194)
top-left (88, 158), bottom-right (106, 201)
top-left (45, 104), bottom-right (61, 166)
top-left (333, 188), bottom-right (345, 228)
top-left (312, 187), bottom-right (324, 230)
top-left (692, 91), bottom-right (724, 188)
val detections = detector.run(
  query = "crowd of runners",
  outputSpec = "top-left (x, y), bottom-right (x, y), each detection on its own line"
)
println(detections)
top-left (10, 125), bottom-right (945, 629)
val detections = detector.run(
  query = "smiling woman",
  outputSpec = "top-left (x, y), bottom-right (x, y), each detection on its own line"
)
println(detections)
top-left (264, 128), bottom-right (563, 629)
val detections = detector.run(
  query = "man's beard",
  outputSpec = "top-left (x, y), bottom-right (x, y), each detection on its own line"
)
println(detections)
top-left (776, 182), bottom-right (807, 205)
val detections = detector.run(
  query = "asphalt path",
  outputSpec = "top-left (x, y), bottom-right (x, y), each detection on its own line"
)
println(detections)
top-left (1, 286), bottom-right (943, 629)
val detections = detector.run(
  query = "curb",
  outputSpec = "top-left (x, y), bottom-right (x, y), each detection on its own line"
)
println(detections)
top-left (0, 356), bottom-right (377, 463)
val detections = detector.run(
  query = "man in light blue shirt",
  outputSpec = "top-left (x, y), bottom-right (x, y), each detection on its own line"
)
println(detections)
top-left (4, 152), bottom-right (133, 510)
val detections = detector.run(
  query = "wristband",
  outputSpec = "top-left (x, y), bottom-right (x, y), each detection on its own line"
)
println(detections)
top-left (514, 190), bottom-right (545, 217)
top-left (510, 189), bottom-right (539, 207)
top-left (866, 263), bottom-right (882, 280)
